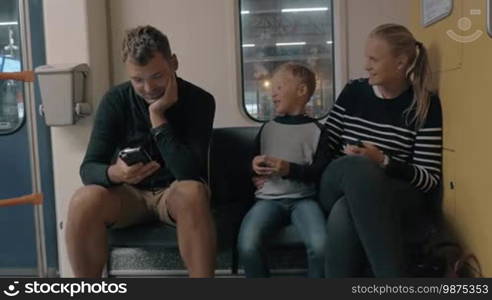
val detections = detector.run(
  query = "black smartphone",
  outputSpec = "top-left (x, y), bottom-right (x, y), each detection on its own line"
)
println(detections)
top-left (346, 139), bottom-right (364, 147)
top-left (118, 147), bottom-right (151, 166)
top-left (259, 162), bottom-right (269, 167)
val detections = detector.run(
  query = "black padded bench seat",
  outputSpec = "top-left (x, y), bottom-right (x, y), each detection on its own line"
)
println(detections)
top-left (107, 127), bottom-right (439, 277)
top-left (108, 127), bottom-right (308, 277)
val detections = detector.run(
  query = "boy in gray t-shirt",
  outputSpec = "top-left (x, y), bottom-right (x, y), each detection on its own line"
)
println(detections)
top-left (237, 63), bottom-right (332, 277)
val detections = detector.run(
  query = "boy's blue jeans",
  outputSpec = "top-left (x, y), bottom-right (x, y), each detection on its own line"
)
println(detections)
top-left (237, 197), bottom-right (327, 278)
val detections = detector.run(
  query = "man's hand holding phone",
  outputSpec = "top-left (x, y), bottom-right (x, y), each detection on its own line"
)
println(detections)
top-left (108, 148), bottom-right (160, 184)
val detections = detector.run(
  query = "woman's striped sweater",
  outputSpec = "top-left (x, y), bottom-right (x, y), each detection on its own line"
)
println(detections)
top-left (324, 78), bottom-right (443, 193)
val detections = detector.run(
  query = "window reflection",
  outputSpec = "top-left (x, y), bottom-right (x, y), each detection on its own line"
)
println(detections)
top-left (0, 0), bottom-right (24, 134)
top-left (240, 0), bottom-right (334, 121)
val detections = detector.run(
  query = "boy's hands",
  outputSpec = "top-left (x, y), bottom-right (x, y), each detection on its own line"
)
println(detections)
top-left (108, 157), bottom-right (160, 185)
top-left (252, 176), bottom-right (268, 189)
top-left (252, 155), bottom-right (271, 175)
top-left (265, 156), bottom-right (290, 177)
top-left (252, 155), bottom-right (290, 177)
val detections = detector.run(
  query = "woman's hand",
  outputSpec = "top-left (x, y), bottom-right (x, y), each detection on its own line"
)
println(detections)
top-left (344, 142), bottom-right (385, 165)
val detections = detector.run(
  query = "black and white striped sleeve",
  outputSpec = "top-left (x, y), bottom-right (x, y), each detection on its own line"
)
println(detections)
top-left (386, 97), bottom-right (442, 193)
top-left (324, 84), bottom-right (352, 154)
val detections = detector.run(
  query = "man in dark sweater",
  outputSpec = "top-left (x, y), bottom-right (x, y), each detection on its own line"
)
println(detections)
top-left (65, 25), bottom-right (216, 277)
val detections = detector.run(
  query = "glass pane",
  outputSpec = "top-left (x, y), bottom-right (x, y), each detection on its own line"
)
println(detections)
top-left (0, 0), bottom-right (25, 134)
top-left (240, 0), bottom-right (334, 121)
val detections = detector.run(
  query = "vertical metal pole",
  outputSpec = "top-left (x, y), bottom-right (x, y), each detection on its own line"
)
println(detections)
top-left (18, 0), bottom-right (48, 277)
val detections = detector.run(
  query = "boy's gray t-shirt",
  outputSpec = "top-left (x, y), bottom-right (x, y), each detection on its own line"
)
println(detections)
top-left (255, 115), bottom-right (328, 200)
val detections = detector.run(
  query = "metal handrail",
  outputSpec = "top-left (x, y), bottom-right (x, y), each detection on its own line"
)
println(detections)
top-left (0, 70), bottom-right (35, 82)
top-left (0, 193), bottom-right (43, 207)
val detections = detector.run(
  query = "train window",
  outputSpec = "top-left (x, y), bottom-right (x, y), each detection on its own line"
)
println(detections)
top-left (239, 0), bottom-right (335, 122)
top-left (0, 0), bottom-right (25, 135)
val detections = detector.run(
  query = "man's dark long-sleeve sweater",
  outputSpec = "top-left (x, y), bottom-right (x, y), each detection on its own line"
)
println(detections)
top-left (80, 77), bottom-right (215, 190)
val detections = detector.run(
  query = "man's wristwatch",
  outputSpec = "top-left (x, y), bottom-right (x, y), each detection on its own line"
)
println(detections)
top-left (150, 124), bottom-right (168, 140)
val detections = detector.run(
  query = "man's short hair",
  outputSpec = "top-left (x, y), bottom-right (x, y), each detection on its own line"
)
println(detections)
top-left (275, 62), bottom-right (317, 100)
top-left (121, 25), bottom-right (172, 65)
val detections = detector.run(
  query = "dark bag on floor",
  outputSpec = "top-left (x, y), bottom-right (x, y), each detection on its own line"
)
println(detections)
top-left (410, 241), bottom-right (482, 277)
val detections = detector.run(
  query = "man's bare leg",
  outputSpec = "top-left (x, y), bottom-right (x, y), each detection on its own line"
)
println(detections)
top-left (166, 181), bottom-right (217, 278)
top-left (65, 185), bottom-right (121, 277)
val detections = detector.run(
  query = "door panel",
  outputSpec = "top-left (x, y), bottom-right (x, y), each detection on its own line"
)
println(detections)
top-left (0, 0), bottom-right (57, 276)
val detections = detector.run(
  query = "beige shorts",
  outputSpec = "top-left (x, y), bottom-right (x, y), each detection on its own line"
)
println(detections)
top-left (109, 182), bottom-right (178, 229)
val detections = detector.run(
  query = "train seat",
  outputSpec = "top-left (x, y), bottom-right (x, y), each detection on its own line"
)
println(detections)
top-left (107, 127), bottom-right (307, 277)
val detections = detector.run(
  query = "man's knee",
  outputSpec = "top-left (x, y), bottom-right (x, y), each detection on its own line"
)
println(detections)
top-left (68, 185), bottom-right (117, 223)
top-left (167, 180), bottom-right (210, 219)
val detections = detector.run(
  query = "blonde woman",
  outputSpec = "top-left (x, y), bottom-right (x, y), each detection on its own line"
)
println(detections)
top-left (320, 24), bottom-right (442, 277)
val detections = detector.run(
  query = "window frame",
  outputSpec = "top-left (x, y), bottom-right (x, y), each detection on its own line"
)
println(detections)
top-left (0, 0), bottom-right (26, 136)
top-left (236, 0), bottom-right (347, 123)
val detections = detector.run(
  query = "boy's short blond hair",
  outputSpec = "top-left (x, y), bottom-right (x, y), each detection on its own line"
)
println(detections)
top-left (274, 62), bottom-right (317, 100)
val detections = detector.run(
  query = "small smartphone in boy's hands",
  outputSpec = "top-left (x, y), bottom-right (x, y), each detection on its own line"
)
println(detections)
top-left (258, 161), bottom-right (269, 167)
top-left (118, 146), bottom-right (151, 166)
top-left (253, 155), bottom-right (274, 176)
